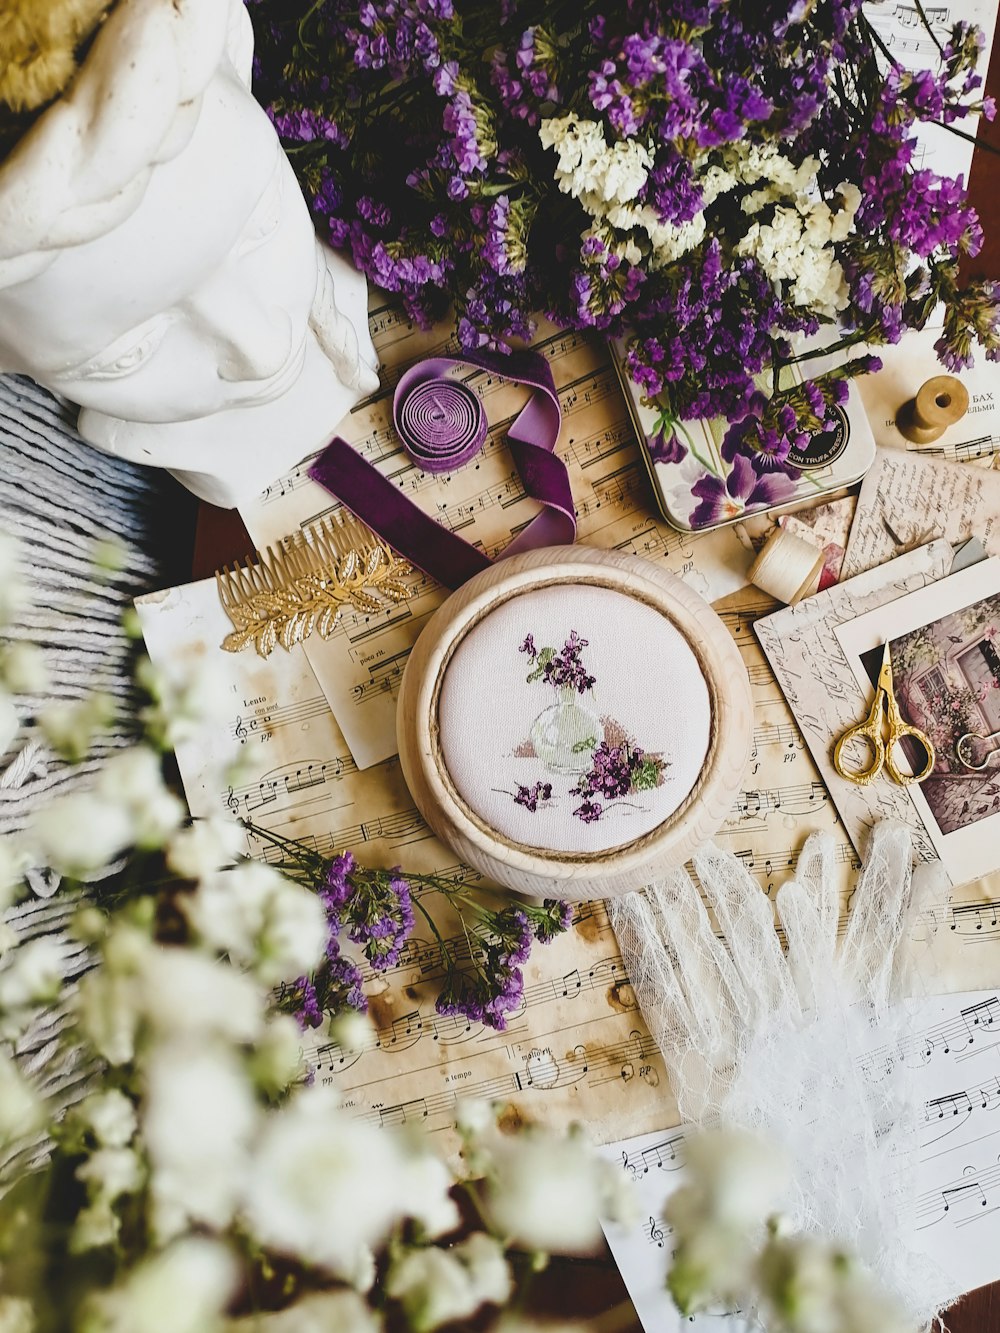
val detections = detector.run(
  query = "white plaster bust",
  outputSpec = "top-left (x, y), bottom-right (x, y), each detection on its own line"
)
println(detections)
top-left (0, 0), bottom-right (379, 507)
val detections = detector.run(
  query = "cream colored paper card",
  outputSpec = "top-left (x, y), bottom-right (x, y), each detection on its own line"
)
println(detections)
top-left (238, 304), bottom-right (750, 769)
top-left (835, 558), bottom-right (1000, 887)
top-left (841, 448), bottom-right (1000, 580)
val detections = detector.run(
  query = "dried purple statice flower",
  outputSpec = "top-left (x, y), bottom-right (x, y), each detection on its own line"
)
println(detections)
top-left (435, 897), bottom-right (572, 1030)
top-left (249, 0), bottom-right (999, 524)
top-left (248, 824), bottom-right (572, 1034)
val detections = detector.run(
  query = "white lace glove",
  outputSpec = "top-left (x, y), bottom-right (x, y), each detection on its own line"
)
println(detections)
top-left (609, 823), bottom-right (944, 1326)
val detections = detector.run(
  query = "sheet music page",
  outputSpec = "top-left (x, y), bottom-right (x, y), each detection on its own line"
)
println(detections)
top-left (238, 303), bottom-right (750, 768)
top-left (599, 989), bottom-right (1000, 1333)
top-left (599, 1124), bottom-right (757, 1333)
top-left (134, 568), bottom-right (882, 1157)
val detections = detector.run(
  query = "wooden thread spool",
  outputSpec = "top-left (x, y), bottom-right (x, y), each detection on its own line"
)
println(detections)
top-left (896, 374), bottom-right (969, 444)
top-left (748, 527), bottom-right (825, 605)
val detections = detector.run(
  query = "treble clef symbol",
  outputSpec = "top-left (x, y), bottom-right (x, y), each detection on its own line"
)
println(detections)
top-left (226, 785), bottom-right (239, 816)
top-left (234, 716), bottom-right (248, 745)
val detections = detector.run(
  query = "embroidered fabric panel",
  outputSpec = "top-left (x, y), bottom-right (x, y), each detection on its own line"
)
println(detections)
top-left (437, 584), bottom-right (711, 854)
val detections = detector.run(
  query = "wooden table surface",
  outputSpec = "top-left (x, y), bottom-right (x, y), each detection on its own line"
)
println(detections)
top-left (190, 34), bottom-right (1000, 1333)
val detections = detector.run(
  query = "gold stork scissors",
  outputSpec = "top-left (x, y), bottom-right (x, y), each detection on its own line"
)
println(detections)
top-left (833, 642), bottom-right (935, 787)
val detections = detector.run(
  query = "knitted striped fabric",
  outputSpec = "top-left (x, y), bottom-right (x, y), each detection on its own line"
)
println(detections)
top-left (0, 371), bottom-right (194, 1175)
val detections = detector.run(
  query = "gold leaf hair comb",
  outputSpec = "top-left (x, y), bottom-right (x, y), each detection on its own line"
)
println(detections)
top-left (216, 512), bottom-right (414, 658)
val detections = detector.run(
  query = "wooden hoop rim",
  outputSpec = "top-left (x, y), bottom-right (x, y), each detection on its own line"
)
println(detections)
top-left (396, 546), bottom-right (752, 898)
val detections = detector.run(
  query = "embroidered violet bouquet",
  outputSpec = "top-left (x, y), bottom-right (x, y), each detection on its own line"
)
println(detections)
top-left (515, 630), bottom-right (668, 823)
top-left (251, 0), bottom-right (1000, 526)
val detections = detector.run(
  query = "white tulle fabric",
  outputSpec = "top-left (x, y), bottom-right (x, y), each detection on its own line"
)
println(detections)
top-left (609, 823), bottom-right (948, 1328)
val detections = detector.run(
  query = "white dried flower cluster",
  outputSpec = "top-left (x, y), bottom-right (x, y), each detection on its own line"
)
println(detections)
top-left (165, 816), bottom-right (243, 880)
top-left (732, 147), bottom-right (861, 319)
top-left (0, 534), bottom-right (41, 773)
top-left (539, 112), bottom-right (652, 209)
top-left (457, 1101), bottom-right (635, 1256)
top-left (539, 113), bottom-right (705, 270)
top-left (184, 860), bottom-right (328, 987)
top-left (223, 1290), bottom-right (381, 1333)
top-left (386, 1232), bottom-right (511, 1333)
top-left (80, 1237), bottom-right (240, 1333)
top-left (38, 691), bottom-right (116, 763)
top-left (0, 1047), bottom-right (43, 1152)
top-left (0, 935), bottom-right (69, 1036)
top-left (667, 1128), bottom-right (787, 1313)
top-left (136, 652), bottom-right (232, 752)
top-left (31, 744), bottom-right (186, 877)
top-left (56, 891), bottom-right (470, 1327)
top-left (241, 1086), bottom-right (459, 1288)
top-left (666, 1130), bottom-right (913, 1333)
top-left (539, 117), bottom-right (860, 308)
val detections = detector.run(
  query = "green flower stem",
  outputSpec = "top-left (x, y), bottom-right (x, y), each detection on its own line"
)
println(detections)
top-left (411, 894), bottom-right (460, 973)
top-left (783, 332), bottom-right (873, 365)
top-left (241, 821), bottom-right (328, 875)
top-left (912, 0), bottom-right (945, 55)
top-left (677, 420), bottom-right (724, 477)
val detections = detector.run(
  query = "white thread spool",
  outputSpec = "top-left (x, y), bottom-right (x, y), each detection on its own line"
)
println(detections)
top-left (748, 527), bottom-right (825, 605)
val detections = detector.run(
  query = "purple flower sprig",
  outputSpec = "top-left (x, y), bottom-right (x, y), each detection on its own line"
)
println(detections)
top-left (242, 822), bottom-right (571, 1033)
top-left (570, 742), bottom-right (666, 824)
top-left (520, 630), bottom-right (596, 694)
top-left (514, 780), bottom-right (552, 812)
top-left (429, 893), bottom-right (573, 1030)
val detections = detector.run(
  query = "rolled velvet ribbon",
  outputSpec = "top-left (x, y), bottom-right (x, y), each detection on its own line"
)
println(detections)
top-left (309, 347), bottom-right (576, 592)
top-left (393, 374), bottom-right (487, 471)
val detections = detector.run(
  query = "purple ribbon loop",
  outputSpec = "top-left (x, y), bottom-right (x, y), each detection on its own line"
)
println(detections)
top-left (394, 375), bottom-right (487, 471)
top-left (309, 347), bottom-right (575, 592)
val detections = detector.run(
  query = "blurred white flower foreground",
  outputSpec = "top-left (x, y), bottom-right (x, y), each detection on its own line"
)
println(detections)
top-left (0, 532), bottom-right (918, 1333)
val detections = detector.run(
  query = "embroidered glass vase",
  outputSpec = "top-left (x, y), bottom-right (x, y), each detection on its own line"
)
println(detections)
top-left (530, 688), bottom-right (603, 775)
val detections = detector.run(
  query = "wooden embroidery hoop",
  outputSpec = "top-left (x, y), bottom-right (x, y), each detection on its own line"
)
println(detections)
top-left (396, 546), bottom-right (753, 899)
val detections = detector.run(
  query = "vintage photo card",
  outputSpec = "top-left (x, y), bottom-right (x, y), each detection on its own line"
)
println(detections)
top-left (835, 558), bottom-right (1000, 886)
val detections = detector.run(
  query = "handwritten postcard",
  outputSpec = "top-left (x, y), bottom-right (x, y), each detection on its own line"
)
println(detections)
top-left (842, 449), bottom-right (1000, 580)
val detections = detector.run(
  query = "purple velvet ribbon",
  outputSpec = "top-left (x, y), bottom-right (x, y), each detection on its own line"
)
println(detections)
top-left (308, 347), bottom-right (575, 591)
